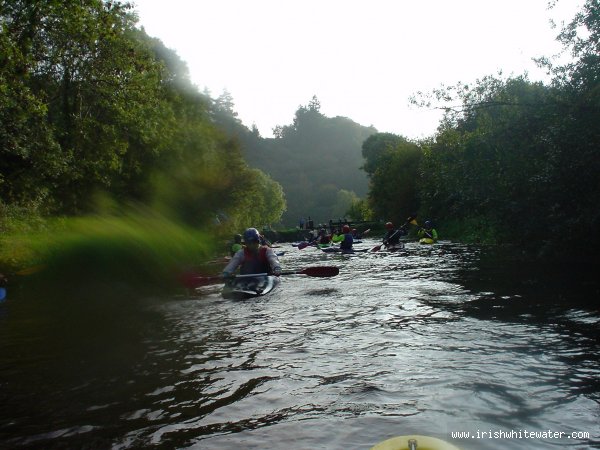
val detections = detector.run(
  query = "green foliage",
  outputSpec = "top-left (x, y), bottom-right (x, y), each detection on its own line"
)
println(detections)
top-left (0, 202), bottom-right (53, 273)
top-left (346, 198), bottom-right (373, 222)
top-left (331, 189), bottom-right (358, 220)
top-left (437, 216), bottom-right (507, 245)
top-left (364, 0), bottom-right (600, 261)
top-left (417, 2), bottom-right (599, 259)
top-left (361, 133), bottom-right (422, 224)
top-left (14, 207), bottom-right (214, 296)
top-left (0, 0), bottom-right (286, 235)
top-left (236, 97), bottom-right (376, 226)
top-left (417, 69), bottom-right (600, 258)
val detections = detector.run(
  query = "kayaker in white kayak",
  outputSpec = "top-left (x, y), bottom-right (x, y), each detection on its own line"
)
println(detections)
top-left (222, 228), bottom-right (282, 277)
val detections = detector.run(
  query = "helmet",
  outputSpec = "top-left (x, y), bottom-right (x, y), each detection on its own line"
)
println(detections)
top-left (243, 227), bottom-right (260, 243)
top-left (234, 234), bottom-right (242, 243)
top-left (342, 225), bottom-right (350, 233)
top-left (385, 222), bottom-right (394, 230)
top-left (424, 221), bottom-right (432, 229)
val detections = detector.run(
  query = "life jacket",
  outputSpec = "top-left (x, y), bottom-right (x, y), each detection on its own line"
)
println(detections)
top-left (385, 228), bottom-right (406, 245)
top-left (340, 233), bottom-right (353, 250)
top-left (419, 228), bottom-right (437, 240)
top-left (241, 246), bottom-right (270, 275)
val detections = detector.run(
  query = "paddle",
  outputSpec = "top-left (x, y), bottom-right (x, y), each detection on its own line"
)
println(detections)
top-left (280, 266), bottom-right (339, 277)
top-left (183, 266), bottom-right (339, 288)
top-left (371, 216), bottom-right (417, 252)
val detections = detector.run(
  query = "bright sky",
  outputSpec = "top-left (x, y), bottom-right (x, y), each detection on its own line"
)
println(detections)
top-left (132, 0), bottom-right (582, 139)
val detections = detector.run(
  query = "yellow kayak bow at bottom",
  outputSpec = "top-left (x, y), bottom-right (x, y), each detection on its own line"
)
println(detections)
top-left (370, 435), bottom-right (461, 450)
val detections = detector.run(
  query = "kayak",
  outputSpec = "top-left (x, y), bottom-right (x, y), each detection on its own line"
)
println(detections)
top-left (221, 274), bottom-right (280, 300)
top-left (321, 247), bottom-right (369, 254)
top-left (384, 243), bottom-right (404, 252)
top-left (292, 242), bottom-right (310, 247)
top-left (419, 238), bottom-right (435, 245)
top-left (370, 435), bottom-right (461, 450)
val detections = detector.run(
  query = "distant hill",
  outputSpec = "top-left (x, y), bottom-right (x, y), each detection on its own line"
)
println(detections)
top-left (214, 96), bottom-right (377, 227)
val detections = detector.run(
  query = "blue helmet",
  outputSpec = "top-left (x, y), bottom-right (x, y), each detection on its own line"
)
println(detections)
top-left (243, 227), bottom-right (260, 243)
top-left (424, 221), bottom-right (432, 228)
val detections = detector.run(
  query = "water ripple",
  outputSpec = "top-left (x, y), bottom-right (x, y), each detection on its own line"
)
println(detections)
top-left (2, 239), bottom-right (599, 449)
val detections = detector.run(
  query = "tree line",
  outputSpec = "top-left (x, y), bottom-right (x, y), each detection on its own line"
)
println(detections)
top-left (0, 0), bottom-right (285, 231)
top-left (357, 0), bottom-right (600, 260)
top-left (2, 0), bottom-right (598, 265)
top-left (219, 95), bottom-right (377, 226)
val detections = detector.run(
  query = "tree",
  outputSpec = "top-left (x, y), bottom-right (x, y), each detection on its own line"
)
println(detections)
top-left (0, 0), bottom-right (287, 232)
top-left (242, 97), bottom-right (376, 225)
top-left (215, 89), bottom-right (238, 117)
top-left (361, 133), bottom-right (422, 223)
top-left (409, 0), bottom-right (600, 259)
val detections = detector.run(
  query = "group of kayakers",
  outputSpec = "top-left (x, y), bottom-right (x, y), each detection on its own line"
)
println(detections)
top-left (380, 217), bottom-right (438, 249)
top-left (221, 219), bottom-right (438, 278)
top-left (312, 225), bottom-right (355, 247)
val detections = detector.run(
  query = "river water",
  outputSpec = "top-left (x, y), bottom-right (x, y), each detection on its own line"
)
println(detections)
top-left (1, 240), bottom-right (599, 449)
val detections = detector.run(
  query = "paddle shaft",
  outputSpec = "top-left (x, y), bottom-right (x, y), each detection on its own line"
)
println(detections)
top-left (186, 266), bottom-right (338, 287)
top-left (419, 227), bottom-right (433, 239)
top-left (372, 216), bottom-right (415, 252)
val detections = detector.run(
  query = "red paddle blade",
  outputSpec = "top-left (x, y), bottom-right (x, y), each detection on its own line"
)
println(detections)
top-left (179, 272), bottom-right (220, 288)
top-left (298, 266), bottom-right (339, 277)
top-left (371, 245), bottom-right (382, 252)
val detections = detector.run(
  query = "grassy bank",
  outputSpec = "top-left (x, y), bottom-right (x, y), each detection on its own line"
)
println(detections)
top-left (0, 204), bottom-right (217, 296)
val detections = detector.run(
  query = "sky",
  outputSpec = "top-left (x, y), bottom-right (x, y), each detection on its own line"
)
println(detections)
top-left (132, 0), bottom-right (582, 139)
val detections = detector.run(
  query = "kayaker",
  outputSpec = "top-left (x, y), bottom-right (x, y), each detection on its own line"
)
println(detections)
top-left (338, 224), bottom-right (354, 252)
top-left (382, 221), bottom-right (407, 248)
top-left (223, 228), bottom-right (282, 277)
top-left (316, 228), bottom-right (331, 245)
top-left (230, 234), bottom-right (243, 256)
top-left (331, 228), bottom-right (343, 244)
top-left (418, 220), bottom-right (438, 242)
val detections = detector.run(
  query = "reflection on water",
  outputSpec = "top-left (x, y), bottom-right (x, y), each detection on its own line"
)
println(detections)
top-left (1, 240), bottom-right (599, 449)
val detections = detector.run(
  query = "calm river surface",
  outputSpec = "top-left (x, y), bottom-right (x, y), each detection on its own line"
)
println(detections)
top-left (1, 239), bottom-right (599, 449)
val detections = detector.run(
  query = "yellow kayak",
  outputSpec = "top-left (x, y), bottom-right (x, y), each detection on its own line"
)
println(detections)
top-left (419, 238), bottom-right (435, 245)
top-left (371, 435), bottom-right (461, 450)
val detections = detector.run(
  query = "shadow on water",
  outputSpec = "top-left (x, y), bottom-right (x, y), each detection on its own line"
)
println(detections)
top-left (0, 278), bottom-right (168, 449)
top-left (418, 245), bottom-right (600, 404)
